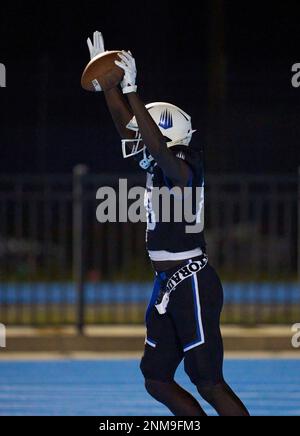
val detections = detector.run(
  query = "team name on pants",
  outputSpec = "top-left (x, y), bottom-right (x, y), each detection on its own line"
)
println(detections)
top-left (165, 256), bottom-right (208, 293)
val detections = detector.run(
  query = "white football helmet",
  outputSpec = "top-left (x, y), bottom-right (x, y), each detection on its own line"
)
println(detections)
top-left (122, 102), bottom-right (196, 169)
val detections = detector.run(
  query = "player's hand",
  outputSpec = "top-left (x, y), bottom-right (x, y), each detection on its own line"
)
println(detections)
top-left (115, 51), bottom-right (137, 94)
top-left (87, 31), bottom-right (105, 60)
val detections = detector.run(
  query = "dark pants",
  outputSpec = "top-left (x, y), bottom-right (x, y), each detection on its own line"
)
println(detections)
top-left (140, 261), bottom-right (224, 387)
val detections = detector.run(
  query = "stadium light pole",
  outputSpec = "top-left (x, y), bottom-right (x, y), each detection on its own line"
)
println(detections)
top-left (73, 164), bottom-right (88, 334)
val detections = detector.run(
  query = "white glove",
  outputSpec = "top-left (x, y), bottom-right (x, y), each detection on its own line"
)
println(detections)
top-left (115, 51), bottom-right (137, 94)
top-left (87, 31), bottom-right (105, 60)
top-left (86, 31), bottom-right (105, 91)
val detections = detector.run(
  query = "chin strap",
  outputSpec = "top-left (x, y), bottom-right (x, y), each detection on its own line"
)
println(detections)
top-left (139, 148), bottom-right (154, 170)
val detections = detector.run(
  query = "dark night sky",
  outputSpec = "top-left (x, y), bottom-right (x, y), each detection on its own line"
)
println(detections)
top-left (0, 0), bottom-right (299, 175)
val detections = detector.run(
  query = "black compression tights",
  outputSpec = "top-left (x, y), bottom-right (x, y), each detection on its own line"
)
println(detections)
top-left (145, 379), bottom-right (206, 416)
top-left (145, 379), bottom-right (249, 416)
top-left (197, 381), bottom-right (250, 416)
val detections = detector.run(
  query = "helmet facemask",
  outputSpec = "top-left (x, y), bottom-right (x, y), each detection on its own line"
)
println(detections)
top-left (121, 102), bottom-right (196, 170)
top-left (121, 131), bottom-right (154, 170)
top-left (121, 135), bottom-right (144, 159)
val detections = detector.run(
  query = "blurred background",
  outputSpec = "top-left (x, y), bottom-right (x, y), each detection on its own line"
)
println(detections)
top-left (0, 0), bottom-right (300, 418)
top-left (0, 0), bottom-right (299, 333)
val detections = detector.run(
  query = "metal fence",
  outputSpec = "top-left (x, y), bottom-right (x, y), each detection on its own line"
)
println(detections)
top-left (0, 169), bottom-right (299, 327)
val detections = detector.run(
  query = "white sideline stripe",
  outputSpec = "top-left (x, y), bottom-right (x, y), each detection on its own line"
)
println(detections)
top-left (145, 338), bottom-right (157, 348)
top-left (184, 341), bottom-right (204, 353)
top-left (148, 247), bottom-right (203, 261)
top-left (193, 270), bottom-right (205, 345)
top-left (183, 262), bottom-right (205, 352)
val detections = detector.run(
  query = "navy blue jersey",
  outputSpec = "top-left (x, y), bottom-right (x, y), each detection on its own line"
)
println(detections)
top-left (144, 146), bottom-right (206, 261)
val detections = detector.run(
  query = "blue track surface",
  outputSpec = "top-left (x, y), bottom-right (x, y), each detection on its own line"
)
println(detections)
top-left (1, 282), bottom-right (299, 304)
top-left (0, 359), bottom-right (299, 416)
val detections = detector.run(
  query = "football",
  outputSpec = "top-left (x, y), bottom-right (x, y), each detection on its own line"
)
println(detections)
top-left (81, 50), bottom-right (124, 92)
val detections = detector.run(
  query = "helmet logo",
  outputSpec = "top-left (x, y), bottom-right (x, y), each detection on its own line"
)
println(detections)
top-left (158, 109), bottom-right (173, 130)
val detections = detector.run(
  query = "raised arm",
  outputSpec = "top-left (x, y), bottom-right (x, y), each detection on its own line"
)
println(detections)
top-left (115, 51), bottom-right (190, 187)
top-left (86, 31), bottom-right (134, 139)
top-left (103, 87), bottom-right (134, 139)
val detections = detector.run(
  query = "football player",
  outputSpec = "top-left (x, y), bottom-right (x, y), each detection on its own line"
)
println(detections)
top-left (87, 31), bottom-right (249, 416)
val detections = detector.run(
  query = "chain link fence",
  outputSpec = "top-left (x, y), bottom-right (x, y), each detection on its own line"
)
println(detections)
top-left (0, 169), bottom-right (299, 327)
